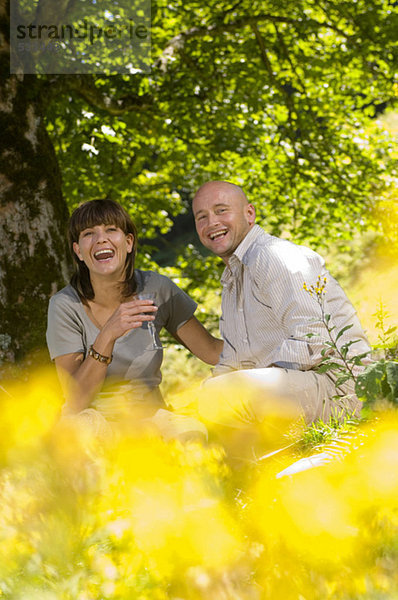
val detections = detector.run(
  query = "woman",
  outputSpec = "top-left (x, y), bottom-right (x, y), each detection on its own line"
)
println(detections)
top-left (46, 198), bottom-right (223, 440)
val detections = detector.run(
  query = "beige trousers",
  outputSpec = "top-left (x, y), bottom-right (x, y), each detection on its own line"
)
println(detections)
top-left (198, 367), bottom-right (360, 428)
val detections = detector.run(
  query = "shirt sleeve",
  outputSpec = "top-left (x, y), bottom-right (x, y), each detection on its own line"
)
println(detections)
top-left (155, 275), bottom-right (197, 336)
top-left (258, 247), bottom-right (337, 370)
top-left (272, 272), bottom-right (371, 371)
top-left (46, 291), bottom-right (86, 360)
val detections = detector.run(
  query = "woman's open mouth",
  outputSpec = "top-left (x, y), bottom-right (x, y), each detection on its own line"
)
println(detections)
top-left (93, 249), bottom-right (115, 261)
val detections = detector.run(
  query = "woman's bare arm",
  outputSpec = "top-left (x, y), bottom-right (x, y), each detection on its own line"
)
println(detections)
top-left (54, 299), bottom-right (157, 413)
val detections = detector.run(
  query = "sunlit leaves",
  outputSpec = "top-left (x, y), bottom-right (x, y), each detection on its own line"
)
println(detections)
top-left (41, 0), bottom-right (398, 293)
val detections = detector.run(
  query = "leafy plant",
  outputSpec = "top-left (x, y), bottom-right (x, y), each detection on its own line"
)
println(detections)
top-left (356, 360), bottom-right (398, 407)
top-left (303, 277), bottom-right (398, 409)
top-left (372, 301), bottom-right (398, 360)
top-left (356, 303), bottom-right (398, 407)
top-left (303, 276), bottom-right (370, 392)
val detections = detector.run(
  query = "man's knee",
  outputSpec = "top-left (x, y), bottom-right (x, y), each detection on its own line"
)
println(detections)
top-left (199, 368), bottom-right (301, 426)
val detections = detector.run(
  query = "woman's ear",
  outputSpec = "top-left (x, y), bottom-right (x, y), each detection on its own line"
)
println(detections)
top-left (126, 233), bottom-right (134, 253)
top-left (72, 241), bottom-right (84, 261)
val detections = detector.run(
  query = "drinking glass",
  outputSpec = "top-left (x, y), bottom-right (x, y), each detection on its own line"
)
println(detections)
top-left (137, 292), bottom-right (162, 350)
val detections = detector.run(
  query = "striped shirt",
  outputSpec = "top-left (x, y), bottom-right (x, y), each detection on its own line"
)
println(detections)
top-left (214, 225), bottom-right (371, 376)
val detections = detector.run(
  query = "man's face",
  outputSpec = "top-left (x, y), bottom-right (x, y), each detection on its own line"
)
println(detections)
top-left (193, 184), bottom-right (255, 263)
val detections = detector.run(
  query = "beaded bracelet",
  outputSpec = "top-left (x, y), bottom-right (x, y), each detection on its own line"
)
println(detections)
top-left (88, 345), bottom-right (112, 365)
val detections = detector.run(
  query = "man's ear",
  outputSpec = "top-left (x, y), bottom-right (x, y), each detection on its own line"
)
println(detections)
top-left (73, 241), bottom-right (84, 261)
top-left (246, 203), bottom-right (256, 225)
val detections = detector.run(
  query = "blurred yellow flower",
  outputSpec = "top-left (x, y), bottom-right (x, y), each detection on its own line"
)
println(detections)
top-left (1, 367), bottom-right (398, 598)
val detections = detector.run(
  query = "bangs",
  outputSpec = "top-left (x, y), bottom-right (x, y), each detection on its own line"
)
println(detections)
top-left (68, 198), bottom-right (138, 300)
top-left (69, 199), bottom-right (132, 242)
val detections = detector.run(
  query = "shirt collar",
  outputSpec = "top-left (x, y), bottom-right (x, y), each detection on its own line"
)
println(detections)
top-left (221, 224), bottom-right (264, 284)
top-left (233, 224), bottom-right (263, 262)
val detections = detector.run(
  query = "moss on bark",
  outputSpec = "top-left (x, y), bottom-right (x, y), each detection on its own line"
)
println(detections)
top-left (1, 13), bottom-right (71, 361)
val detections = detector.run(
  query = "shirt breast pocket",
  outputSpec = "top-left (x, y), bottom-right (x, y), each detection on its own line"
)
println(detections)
top-left (251, 285), bottom-right (273, 310)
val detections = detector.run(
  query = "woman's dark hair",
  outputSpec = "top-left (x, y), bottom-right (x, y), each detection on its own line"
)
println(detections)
top-left (68, 199), bottom-right (138, 301)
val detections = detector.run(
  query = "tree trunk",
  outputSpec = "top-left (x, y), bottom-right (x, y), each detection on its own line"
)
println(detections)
top-left (0, 0), bottom-right (70, 363)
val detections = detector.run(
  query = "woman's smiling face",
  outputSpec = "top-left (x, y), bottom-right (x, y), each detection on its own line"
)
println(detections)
top-left (73, 223), bottom-right (134, 279)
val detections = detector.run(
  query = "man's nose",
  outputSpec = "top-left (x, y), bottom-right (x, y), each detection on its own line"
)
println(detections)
top-left (208, 212), bottom-right (220, 226)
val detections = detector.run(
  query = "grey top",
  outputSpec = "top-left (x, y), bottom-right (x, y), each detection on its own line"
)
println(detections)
top-left (46, 270), bottom-right (197, 417)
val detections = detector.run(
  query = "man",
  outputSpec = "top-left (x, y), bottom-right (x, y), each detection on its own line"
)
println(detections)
top-left (192, 180), bottom-right (371, 427)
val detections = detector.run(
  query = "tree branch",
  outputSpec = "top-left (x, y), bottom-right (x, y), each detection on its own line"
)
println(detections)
top-left (156, 14), bottom-right (295, 71)
top-left (156, 12), bottom-right (349, 71)
top-left (0, 0), bottom-right (10, 55)
top-left (273, 23), bottom-right (307, 95)
top-left (250, 22), bottom-right (276, 83)
top-left (33, 0), bottom-right (77, 30)
top-left (42, 74), bottom-right (153, 115)
top-left (250, 23), bottom-right (300, 169)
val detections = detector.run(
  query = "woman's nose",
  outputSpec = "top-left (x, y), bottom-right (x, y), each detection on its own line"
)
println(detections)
top-left (95, 226), bottom-right (108, 242)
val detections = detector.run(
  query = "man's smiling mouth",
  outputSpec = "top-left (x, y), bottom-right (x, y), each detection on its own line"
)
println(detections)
top-left (94, 249), bottom-right (115, 261)
top-left (209, 229), bottom-right (228, 241)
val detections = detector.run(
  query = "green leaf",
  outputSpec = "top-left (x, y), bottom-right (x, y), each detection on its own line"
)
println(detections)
top-left (384, 326), bottom-right (397, 336)
top-left (335, 374), bottom-right (353, 387)
top-left (385, 361), bottom-right (398, 404)
top-left (335, 324), bottom-right (354, 341)
top-left (316, 362), bottom-right (344, 373)
top-left (351, 352), bottom-right (371, 366)
top-left (355, 361), bottom-right (390, 405)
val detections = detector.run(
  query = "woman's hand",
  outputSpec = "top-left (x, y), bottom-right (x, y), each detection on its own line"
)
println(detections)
top-left (101, 298), bottom-right (158, 342)
top-left (54, 298), bottom-right (158, 414)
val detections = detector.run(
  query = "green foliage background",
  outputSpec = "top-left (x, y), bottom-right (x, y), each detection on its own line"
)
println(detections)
top-left (23, 0), bottom-right (394, 385)
top-left (44, 0), bottom-right (397, 257)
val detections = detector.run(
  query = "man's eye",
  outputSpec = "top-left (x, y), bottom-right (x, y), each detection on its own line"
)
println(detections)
top-left (83, 231), bottom-right (93, 237)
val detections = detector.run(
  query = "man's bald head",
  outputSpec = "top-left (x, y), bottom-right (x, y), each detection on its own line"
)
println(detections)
top-left (193, 180), bottom-right (249, 211)
top-left (192, 180), bottom-right (255, 264)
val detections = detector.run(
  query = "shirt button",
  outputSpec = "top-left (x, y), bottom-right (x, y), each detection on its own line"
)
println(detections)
top-left (243, 337), bottom-right (248, 343)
